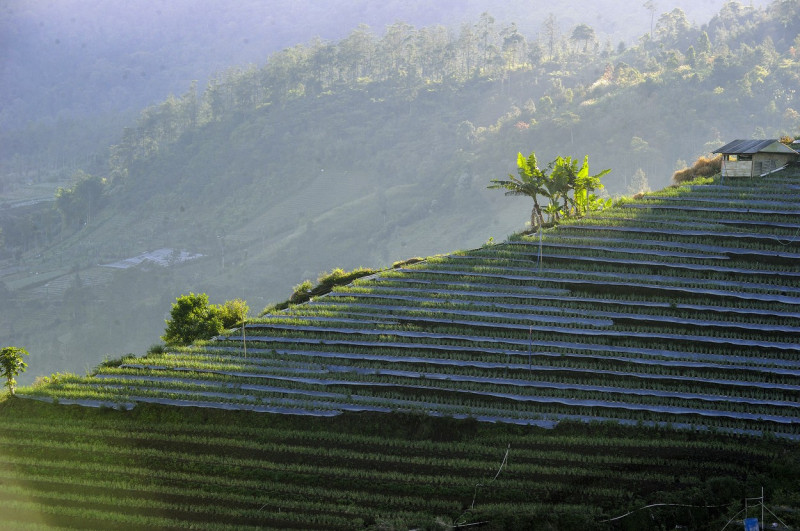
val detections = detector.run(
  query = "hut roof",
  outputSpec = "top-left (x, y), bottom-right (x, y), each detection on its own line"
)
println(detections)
top-left (713, 139), bottom-right (798, 155)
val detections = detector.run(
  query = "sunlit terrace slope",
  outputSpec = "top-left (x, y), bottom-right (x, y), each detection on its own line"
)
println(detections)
top-left (4, 168), bottom-right (800, 530)
top-left (19, 169), bottom-right (800, 438)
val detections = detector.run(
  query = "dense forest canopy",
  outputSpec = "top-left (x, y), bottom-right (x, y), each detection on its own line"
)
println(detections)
top-left (0, 0), bottom-right (777, 182)
top-left (105, 0), bottom-right (800, 192)
top-left (1, 0), bottom-right (799, 384)
top-left (0, 0), bottom-right (773, 128)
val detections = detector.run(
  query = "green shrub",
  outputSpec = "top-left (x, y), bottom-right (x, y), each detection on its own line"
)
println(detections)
top-left (289, 280), bottom-right (314, 304)
top-left (262, 267), bottom-right (379, 315)
top-left (217, 298), bottom-right (249, 328)
top-left (147, 344), bottom-right (165, 356)
top-left (162, 294), bottom-right (251, 344)
top-left (32, 372), bottom-right (74, 388)
top-left (98, 354), bottom-right (129, 368)
top-left (392, 257), bottom-right (424, 268)
top-left (161, 293), bottom-right (220, 345)
top-left (318, 267), bottom-right (376, 288)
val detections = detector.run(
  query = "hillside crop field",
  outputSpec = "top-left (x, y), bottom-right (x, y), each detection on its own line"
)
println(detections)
top-left (1, 398), bottom-right (798, 530)
top-left (4, 169), bottom-right (800, 529)
top-left (4, 0), bottom-right (799, 387)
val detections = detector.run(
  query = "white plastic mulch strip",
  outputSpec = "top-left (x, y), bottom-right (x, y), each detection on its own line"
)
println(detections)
top-left (92, 369), bottom-right (800, 411)
top-left (226, 335), bottom-right (800, 369)
top-left (305, 298), bottom-right (800, 334)
top-left (390, 268), bottom-right (800, 305)
top-left (258, 305), bottom-right (615, 328)
top-left (558, 223), bottom-right (800, 244)
top-left (328, 285), bottom-right (800, 320)
top-left (240, 322), bottom-right (800, 352)
top-left (85, 381), bottom-right (800, 426)
top-left (171, 345), bottom-right (800, 378)
top-left (518, 233), bottom-right (800, 259)
top-left (449, 253), bottom-right (800, 279)
top-left (409, 265), bottom-right (800, 296)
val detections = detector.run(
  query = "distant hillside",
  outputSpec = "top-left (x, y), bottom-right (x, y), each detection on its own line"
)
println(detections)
top-left (1, 0), bottom-right (771, 130)
top-left (1, 1), bottom-right (799, 385)
top-left (0, 0), bottom-right (779, 189)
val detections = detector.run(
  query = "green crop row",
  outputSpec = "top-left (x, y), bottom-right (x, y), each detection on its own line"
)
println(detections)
top-left (216, 329), bottom-right (798, 368)
top-left (42, 369), bottom-right (798, 434)
top-left (6, 391), bottom-right (797, 530)
top-left (90, 359), bottom-right (800, 407)
top-left (307, 294), bottom-right (799, 329)
top-left (278, 300), bottom-right (799, 348)
top-left (233, 320), bottom-right (800, 363)
top-left (327, 283), bottom-right (800, 323)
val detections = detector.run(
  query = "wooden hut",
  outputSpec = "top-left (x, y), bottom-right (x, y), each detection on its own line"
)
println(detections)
top-left (713, 139), bottom-right (799, 178)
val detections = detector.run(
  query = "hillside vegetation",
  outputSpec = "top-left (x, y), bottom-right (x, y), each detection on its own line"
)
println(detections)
top-left (2, 1), bottom-right (799, 385)
top-left (2, 398), bottom-right (797, 530)
top-left (0, 0), bottom-right (771, 134)
top-left (21, 167), bottom-right (800, 436)
top-left (4, 166), bottom-right (800, 529)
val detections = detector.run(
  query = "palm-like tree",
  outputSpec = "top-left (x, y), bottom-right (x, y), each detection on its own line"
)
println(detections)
top-left (491, 152), bottom-right (611, 228)
top-left (488, 151), bottom-right (550, 229)
top-left (543, 202), bottom-right (563, 224)
top-left (574, 155), bottom-right (611, 215)
top-left (549, 155), bottom-right (610, 216)
top-left (548, 156), bottom-right (578, 217)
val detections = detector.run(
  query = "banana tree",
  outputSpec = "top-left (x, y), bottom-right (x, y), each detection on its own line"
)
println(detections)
top-left (574, 155), bottom-right (611, 215)
top-left (543, 201), bottom-right (563, 223)
top-left (488, 151), bottom-right (550, 229)
top-left (490, 151), bottom-right (610, 228)
top-left (547, 156), bottom-right (577, 217)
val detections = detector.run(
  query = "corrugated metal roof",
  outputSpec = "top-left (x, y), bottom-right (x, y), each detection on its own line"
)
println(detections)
top-left (714, 139), bottom-right (799, 155)
top-left (760, 141), bottom-right (800, 154)
top-left (713, 139), bottom-right (779, 154)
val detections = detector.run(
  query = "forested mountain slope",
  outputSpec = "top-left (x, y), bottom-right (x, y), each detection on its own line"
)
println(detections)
top-left (4, 0), bottom-right (759, 193)
top-left (1, 1), bottom-right (799, 384)
top-left (1, 0), bottom-right (770, 131)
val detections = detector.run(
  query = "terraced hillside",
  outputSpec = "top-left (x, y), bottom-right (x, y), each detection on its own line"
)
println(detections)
top-left (4, 169), bottom-right (800, 529)
top-left (20, 169), bottom-right (800, 439)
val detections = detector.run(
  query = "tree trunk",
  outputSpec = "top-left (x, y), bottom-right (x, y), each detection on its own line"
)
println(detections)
top-left (531, 197), bottom-right (544, 229)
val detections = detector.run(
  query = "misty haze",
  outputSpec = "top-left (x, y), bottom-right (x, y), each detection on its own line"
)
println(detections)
top-left (2, 0), bottom-right (791, 385)
top-left (1, 1), bottom-right (799, 528)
